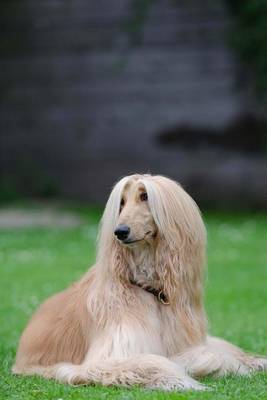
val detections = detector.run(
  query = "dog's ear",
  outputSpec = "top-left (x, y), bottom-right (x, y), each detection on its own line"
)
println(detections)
top-left (154, 232), bottom-right (200, 306)
top-left (154, 228), bottom-right (207, 343)
top-left (109, 240), bottom-right (131, 284)
top-left (154, 235), bottom-right (179, 305)
top-left (88, 240), bottom-right (132, 326)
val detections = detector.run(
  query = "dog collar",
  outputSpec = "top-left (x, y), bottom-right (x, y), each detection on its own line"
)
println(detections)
top-left (130, 280), bottom-right (170, 305)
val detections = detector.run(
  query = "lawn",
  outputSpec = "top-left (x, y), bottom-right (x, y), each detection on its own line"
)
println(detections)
top-left (1, 205), bottom-right (267, 399)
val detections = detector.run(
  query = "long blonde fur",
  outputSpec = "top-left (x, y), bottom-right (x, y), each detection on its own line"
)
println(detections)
top-left (13, 174), bottom-right (267, 391)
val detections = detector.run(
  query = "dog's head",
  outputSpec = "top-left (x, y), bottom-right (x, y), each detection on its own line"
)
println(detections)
top-left (114, 177), bottom-right (157, 246)
top-left (98, 173), bottom-right (206, 260)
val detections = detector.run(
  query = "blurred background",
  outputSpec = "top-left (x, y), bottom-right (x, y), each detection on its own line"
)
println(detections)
top-left (0, 0), bottom-right (267, 209)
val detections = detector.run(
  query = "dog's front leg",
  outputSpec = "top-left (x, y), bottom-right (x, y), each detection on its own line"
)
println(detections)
top-left (171, 336), bottom-right (267, 378)
top-left (52, 321), bottom-right (208, 391)
top-left (54, 354), bottom-right (206, 391)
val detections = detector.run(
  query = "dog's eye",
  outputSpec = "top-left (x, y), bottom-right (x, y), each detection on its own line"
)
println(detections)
top-left (120, 198), bottom-right (125, 208)
top-left (140, 192), bottom-right (148, 201)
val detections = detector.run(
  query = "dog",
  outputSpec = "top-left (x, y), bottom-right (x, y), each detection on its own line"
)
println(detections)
top-left (13, 174), bottom-right (267, 391)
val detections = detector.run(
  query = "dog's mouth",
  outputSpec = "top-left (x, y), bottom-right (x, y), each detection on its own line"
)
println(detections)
top-left (122, 231), bottom-right (152, 245)
top-left (123, 238), bottom-right (144, 245)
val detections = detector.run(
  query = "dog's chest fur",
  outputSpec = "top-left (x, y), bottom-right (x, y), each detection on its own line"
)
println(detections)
top-left (87, 287), bottom-right (186, 362)
top-left (86, 248), bottom-right (187, 362)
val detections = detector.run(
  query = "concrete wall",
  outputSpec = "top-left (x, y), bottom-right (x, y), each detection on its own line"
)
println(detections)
top-left (1, 0), bottom-right (266, 207)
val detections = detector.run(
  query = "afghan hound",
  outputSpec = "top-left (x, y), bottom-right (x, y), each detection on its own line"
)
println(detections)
top-left (13, 174), bottom-right (267, 391)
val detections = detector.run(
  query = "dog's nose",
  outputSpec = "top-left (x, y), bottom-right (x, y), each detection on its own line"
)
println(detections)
top-left (114, 224), bottom-right (130, 241)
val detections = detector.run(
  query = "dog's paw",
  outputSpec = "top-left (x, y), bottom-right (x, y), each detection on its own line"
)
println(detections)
top-left (55, 363), bottom-right (88, 385)
top-left (247, 357), bottom-right (267, 372)
top-left (147, 375), bottom-right (207, 391)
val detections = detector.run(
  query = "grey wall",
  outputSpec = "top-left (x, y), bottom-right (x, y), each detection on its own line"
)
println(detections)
top-left (1, 0), bottom-right (266, 207)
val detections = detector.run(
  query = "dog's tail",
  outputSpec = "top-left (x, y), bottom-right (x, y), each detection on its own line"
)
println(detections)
top-left (13, 354), bottom-right (205, 391)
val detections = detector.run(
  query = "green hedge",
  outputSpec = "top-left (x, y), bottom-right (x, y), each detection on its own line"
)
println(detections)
top-left (227, 0), bottom-right (267, 101)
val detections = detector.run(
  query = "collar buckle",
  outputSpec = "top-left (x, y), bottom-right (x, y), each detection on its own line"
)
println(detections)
top-left (158, 290), bottom-right (170, 305)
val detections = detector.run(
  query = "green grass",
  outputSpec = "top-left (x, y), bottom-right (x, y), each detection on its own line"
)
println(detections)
top-left (1, 207), bottom-right (267, 399)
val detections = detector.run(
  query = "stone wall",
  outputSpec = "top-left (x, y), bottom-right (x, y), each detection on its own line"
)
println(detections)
top-left (1, 0), bottom-right (266, 207)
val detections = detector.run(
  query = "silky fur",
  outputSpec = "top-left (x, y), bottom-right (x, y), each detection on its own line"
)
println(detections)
top-left (13, 174), bottom-right (267, 391)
